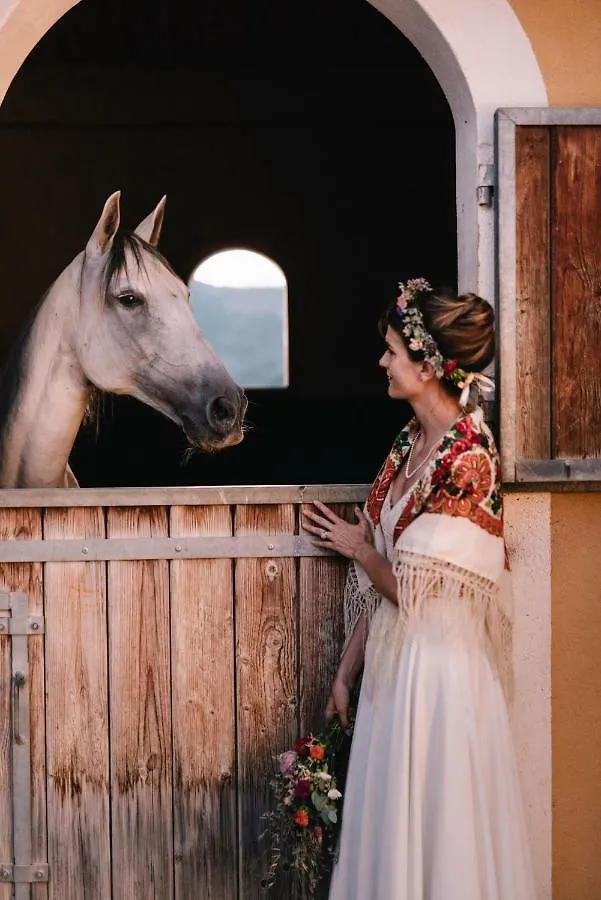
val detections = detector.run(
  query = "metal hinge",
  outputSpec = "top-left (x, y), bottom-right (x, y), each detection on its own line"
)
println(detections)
top-left (0, 591), bottom-right (44, 635)
top-left (477, 164), bottom-right (495, 207)
top-left (0, 863), bottom-right (48, 883)
top-left (0, 615), bottom-right (44, 636)
top-left (0, 591), bottom-right (50, 897)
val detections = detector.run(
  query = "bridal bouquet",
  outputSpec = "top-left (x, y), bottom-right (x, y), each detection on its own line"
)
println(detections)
top-left (261, 716), bottom-right (352, 897)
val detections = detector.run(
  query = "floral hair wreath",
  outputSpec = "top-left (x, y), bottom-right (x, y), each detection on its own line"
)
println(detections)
top-left (394, 277), bottom-right (494, 406)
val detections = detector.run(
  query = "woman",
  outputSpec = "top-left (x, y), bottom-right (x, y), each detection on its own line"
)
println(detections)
top-left (303, 279), bottom-right (536, 900)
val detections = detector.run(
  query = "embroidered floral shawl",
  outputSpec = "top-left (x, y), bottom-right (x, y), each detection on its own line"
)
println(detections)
top-left (343, 406), bottom-right (513, 698)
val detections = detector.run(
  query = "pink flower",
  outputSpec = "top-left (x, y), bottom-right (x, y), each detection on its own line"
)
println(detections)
top-left (396, 294), bottom-right (408, 311)
top-left (278, 750), bottom-right (298, 774)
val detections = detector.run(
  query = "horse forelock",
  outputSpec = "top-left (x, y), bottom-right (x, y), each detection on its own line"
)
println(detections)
top-left (100, 231), bottom-right (178, 302)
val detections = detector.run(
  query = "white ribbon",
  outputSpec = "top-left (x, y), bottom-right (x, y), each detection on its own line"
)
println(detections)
top-left (459, 372), bottom-right (495, 409)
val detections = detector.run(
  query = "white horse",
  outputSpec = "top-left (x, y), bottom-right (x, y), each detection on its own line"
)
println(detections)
top-left (0, 192), bottom-right (246, 488)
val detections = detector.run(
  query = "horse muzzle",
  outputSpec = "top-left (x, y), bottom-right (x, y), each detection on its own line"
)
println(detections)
top-left (181, 389), bottom-right (247, 451)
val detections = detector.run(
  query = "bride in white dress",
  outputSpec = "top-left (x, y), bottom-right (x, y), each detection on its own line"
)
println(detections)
top-left (303, 280), bottom-right (536, 900)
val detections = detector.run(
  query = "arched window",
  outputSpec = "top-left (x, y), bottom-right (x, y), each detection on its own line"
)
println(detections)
top-left (189, 249), bottom-right (289, 389)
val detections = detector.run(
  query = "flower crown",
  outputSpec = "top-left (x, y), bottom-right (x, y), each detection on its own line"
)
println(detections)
top-left (393, 278), bottom-right (482, 397)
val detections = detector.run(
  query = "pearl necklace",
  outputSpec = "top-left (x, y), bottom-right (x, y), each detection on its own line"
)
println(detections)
top-left (404, 430), bottom-right (442, 479)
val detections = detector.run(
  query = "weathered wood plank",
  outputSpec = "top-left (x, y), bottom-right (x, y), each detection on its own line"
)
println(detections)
top-left (235, 504), bottom-right (297, 900)
top-left (516, 458), bottom-right (601, 481)
top-left (0, 510), bottom-right (44, 900)
top-left (170, 505), bottom-right (237, 900)
top-left (298, 504), bottom-right (350, 736)
top-left (44, 507), bottom-right (110, 900)
top-left (0, 592), bottom-right (9, 900)
top-left (107, 507), bottom-right (174, 900)
top-left (515, 125), bottom-right (551, 460)
top-left (0, 484), bottom-right (371, 509)
top-left (552, 126), bottom-right (601, 458)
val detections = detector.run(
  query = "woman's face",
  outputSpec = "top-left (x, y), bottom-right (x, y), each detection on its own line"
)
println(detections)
top-left (379, 326), bottom-right (424, 400)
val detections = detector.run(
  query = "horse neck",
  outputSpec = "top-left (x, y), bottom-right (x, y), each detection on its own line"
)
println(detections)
top-left (0, 257), bottom-right (91, 488)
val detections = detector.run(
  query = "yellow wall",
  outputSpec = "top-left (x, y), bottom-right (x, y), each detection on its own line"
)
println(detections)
top-left (507, 5), bottom-right (601, 896)
top-left (510, 0), bottom-right (601, 104)
top-left (551, 494), bottom-right (601, 900)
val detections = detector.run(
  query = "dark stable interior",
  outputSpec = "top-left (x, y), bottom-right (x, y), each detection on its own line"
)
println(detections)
top-left (0, 0), bottom-right (456, 487)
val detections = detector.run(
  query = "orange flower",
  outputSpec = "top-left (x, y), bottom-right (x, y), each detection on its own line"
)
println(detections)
top-left (294, 807), bottom-right (310, 827)
top-left (309, 744), bottom-right (325, 761)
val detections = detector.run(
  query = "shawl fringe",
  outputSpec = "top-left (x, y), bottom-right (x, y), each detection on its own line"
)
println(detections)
top-left (342, 561), bottom-right (381, 654)
top-left (361, 550), bottom-right (514, 702)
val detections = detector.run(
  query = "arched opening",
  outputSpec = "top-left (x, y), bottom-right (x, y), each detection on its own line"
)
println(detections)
top-left (0, 0), bottom-right (456, 486)
top-left (190, 249), bottom-right (289, 390)
top-left (0, 0), bottom-right (546, 488)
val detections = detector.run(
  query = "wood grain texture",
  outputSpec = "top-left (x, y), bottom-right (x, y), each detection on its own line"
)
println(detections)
top-left (107, 506), bottom-right (174, 900)
top-left (0, 593), bottom-right (9, 900)
top-left (515, 125), bottom-right (551, 460)
top-left (0, 484), bottom-right (371, 510)
top-left (0, 510), bottom-right (44, 900)
top-left (552, 126), bottom-right (601, 458)
top-left (170, 505), bottom-right (236, 900)
top-left (235, 504), bottom-right (297, 900)
top-left (44, 507), bottom-right (110, 900)
top-left (298, 504), bottom-right (349, 735)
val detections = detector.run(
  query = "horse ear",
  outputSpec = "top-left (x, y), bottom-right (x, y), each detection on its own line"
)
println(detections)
top-left (134, 195), bottom-right (166, 247)
top-left (88, 191), bottom-right (121, 256)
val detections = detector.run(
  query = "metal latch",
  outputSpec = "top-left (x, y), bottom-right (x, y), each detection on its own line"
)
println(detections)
top-left (0, 864), bottom-right (49, 882)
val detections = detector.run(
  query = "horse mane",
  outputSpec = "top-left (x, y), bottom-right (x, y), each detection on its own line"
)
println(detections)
top-left (0, 298), bottom-right (43, 454)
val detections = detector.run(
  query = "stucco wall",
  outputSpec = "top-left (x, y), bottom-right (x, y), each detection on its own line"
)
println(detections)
top-left (505, 5), bottom-right (601, 897)
top-left (505, 493), bottom-right (552, 898)
top-left (551, 494), bottom-right (601, 900)
top-left (510, 0), bottom-right (601, 104)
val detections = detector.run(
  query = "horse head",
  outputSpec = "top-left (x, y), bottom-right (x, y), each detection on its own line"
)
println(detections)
top-left (75, 191), bottom-right (246, 451)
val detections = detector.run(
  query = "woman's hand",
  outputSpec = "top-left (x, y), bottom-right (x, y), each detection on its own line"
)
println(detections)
top-left (325, 675), bottom-right (351, 729)
top-left (302, 501), bottom-right (373, 561)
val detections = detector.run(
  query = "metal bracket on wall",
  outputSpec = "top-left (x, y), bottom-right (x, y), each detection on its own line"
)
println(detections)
top-left (477, 164), bottom-right (495, 207)
top-left (0, 591), bottom-right (49, 898)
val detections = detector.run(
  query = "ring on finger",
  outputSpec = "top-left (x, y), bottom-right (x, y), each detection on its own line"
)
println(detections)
top-left (319, 529), bottom-right (328, 540)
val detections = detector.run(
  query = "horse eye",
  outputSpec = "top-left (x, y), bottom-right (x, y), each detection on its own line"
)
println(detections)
top-left (117, 293), bottom-right (143, 309)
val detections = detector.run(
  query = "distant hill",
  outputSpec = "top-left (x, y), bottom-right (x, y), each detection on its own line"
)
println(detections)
top-left (190, 281), bottom-right (287, 388)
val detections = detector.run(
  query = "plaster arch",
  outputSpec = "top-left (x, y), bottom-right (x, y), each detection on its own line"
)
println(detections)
top-left (369, 0), bottom-right (547, 297)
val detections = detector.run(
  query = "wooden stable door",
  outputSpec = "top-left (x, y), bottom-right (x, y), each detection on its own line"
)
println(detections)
top-left (497, 108), bottom-right (601, 482)
top-left (0, 493), bottom-right (362, 899)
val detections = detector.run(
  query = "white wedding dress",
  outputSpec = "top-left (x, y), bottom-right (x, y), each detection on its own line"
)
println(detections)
top-left (329, 487), bottom-right (536, 900)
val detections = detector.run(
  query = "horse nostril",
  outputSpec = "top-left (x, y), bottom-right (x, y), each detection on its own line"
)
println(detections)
top-left (207, 395), bottom-right (237, 435)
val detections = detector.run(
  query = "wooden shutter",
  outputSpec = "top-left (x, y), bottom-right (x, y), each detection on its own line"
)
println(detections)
top-left (496, 108), bottom-right (601, 483)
